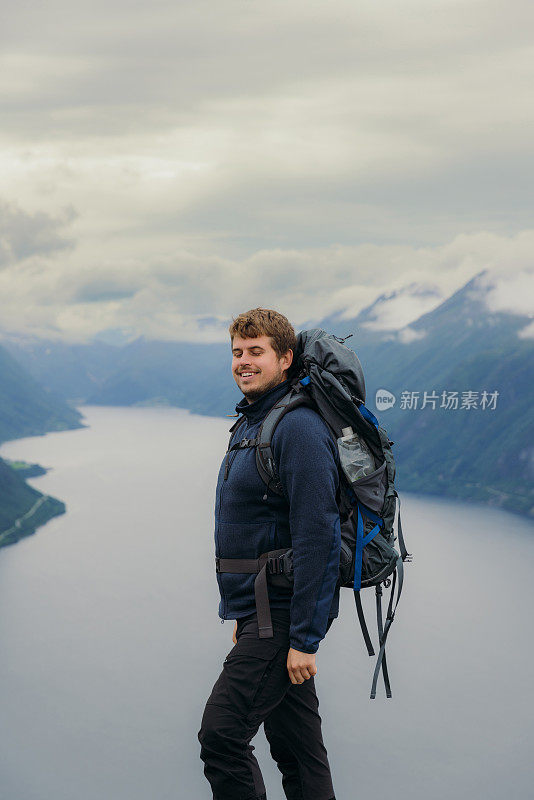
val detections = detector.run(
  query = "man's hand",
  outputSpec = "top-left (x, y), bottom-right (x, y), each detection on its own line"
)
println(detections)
top-left (232, 620), bottom-right (237, 644)
top-left (287, 647), bottom-right (317, 684)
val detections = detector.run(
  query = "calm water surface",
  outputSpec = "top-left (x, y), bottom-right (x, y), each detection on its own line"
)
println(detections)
top-left (0, 406), bottom-right (533, 800)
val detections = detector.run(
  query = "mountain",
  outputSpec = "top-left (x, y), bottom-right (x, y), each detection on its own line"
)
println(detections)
top-left (387, 339), bottom-right (533, 516)
top-left (0, 341), bottom-right (84, 443)
top-left (319, 271), bottom-right (534, 518)
top-left (316, 280), bottom-right (445, 341)
top-left (86, 337), bottom-right (240, 415)
top-left (1, 333), bottom-right (242, 416)
top-left (2, 270), bottom-right (532, 519)
top-left (315, 271), bottom-right (531, 398)
top-left (0, 334), bottom-right (125, 405)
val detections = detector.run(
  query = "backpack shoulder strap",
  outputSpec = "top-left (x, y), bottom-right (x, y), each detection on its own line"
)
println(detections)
top-left (227, 414), bottom-right (246, 450)
top-left (255, 388), bottom-right (311, 496)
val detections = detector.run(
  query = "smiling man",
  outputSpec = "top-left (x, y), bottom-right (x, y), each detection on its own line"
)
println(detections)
top-left (233, 334), bottom-right (291, 400)
top-left (198, 308), bottom-right (340, 800)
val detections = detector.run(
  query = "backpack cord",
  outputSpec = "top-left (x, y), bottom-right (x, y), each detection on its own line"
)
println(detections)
top-left (370, 556), bottom-right (404, 699)
top-left (394, 490), bottom-right (412, 563)
top-left (262, 472), bottom-right (273, 502)
top-left (375, 584), bottom-right (392, 698)
top-left (368, 491), bottom-right (411, 697)
top-left (353, 591), bottom-right (375, 657)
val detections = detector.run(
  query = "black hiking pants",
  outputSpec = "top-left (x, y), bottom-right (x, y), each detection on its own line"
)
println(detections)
top-left (198, 608), bottom-right (336, 800)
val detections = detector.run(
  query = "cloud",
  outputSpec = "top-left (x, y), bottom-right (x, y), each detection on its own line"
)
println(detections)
top-left (469, 258), bottom-right (534, 317)
top-left (3, 1), bottom-right (534, 142)
top-left (0, 223), bottom-right (532, 342)
top-left (1, 0), bottom-right (534, 259)
top-left (352, 283), bottom-right (445, 331)
top-left (397, 327), bottom-right (428, 345)
top-left (0, 1), bottom-right (533, 341)
top-left (0, 200), bottom-right (76, 267)
top-left (518, 321), bottom-right (534, 339)
top-left (70, 278), bottom-right (139, 304)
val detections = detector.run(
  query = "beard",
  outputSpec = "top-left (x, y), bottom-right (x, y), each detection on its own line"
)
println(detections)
top-left (239, 367), bottom-right (286, 401)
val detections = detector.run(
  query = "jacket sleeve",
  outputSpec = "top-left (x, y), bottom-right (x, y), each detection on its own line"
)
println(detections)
top-left (271, 408), bottom-right (341, 654)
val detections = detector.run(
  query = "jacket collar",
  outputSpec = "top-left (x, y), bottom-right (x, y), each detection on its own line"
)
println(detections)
top-left (235, 379), bottom-right (291, 424)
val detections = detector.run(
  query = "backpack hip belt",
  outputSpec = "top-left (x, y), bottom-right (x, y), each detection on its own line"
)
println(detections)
top-left (216, 548), bottom-right (292, 638)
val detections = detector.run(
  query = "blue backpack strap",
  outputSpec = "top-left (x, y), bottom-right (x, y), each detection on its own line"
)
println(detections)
top-left (358, 403), bottom-right (379, 429)
top-left (352, 503), bottom-right (384, 592)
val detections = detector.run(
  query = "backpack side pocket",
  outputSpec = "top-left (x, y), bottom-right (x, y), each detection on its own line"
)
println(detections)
top-left (351, 461), bottom-right (387, 513)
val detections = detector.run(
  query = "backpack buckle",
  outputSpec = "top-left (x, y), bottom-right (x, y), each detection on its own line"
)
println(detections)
top-left (267, 550), bottom-right (293, 576)
top-left (268, 555), bottom-right (283, 575)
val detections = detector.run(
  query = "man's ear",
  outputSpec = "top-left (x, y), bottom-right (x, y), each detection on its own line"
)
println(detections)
top-left (281, 348), bottom-right (293, 374)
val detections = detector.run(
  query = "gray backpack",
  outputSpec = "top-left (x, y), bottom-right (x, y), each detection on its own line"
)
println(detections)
top-left (252, 328), bottom-right (411, 699)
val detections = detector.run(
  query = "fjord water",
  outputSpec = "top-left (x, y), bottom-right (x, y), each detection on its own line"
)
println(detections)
top-left (0, 406), bottom-right (533, 800)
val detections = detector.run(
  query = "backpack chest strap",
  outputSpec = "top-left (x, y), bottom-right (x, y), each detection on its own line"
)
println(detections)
top-left (227, 436), bottom-right (259, 453)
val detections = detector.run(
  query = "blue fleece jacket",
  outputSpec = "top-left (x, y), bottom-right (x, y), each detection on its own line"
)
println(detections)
top-left (214, 379), bottom-right (341, 653)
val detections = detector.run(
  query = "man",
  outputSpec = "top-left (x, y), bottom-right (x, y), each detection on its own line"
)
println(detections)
top-left (198, 308), bottom-right (340, 800)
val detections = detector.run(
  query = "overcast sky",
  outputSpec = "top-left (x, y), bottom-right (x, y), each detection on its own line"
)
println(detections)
top-left (1, 0), bottom-right (533, 342)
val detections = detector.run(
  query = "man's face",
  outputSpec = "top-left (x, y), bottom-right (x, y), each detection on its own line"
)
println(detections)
top-left (232, 334), bottom-right (293, 402)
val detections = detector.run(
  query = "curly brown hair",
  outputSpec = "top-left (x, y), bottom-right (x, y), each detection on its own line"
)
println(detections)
top-left (229, 308), bottom-right (296, 358)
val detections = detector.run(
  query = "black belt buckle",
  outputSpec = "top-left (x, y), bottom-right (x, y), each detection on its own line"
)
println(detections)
top-left (215, 557), bottom-right (221, 573)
